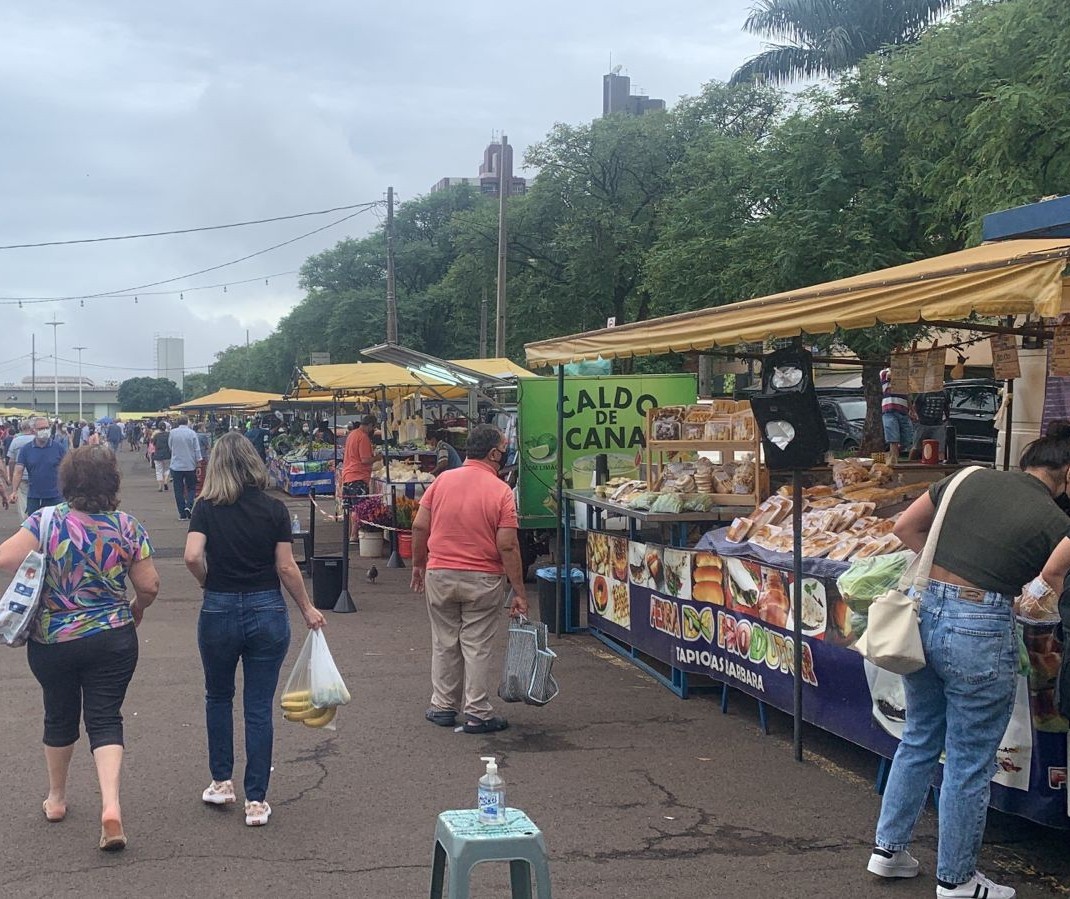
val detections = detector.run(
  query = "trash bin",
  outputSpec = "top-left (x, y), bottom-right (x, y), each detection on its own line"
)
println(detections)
top-left (535, 567), bottom-right (586, 635)
top-left (312, 556), bottom-right (344, 610)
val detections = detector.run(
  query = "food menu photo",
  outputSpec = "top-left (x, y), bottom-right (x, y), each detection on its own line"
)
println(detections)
top-left (586, 532), bottom-right (631, 630)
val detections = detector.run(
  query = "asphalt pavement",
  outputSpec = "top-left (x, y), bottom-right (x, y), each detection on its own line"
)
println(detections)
top-left (0, 448), bottom-right (1066, 898)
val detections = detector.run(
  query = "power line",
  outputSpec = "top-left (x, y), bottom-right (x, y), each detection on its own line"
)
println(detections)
top-left (50, 354), bottom-right (218, 373)
top-left (0, 201), bottom-right (381, 250)
top-left (1, 204), bottom-right (378, 306)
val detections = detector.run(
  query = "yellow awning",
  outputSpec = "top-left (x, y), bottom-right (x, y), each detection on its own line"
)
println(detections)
top-left (447, 357), bottom-right (536, 379)
top-left (174, 388), bottom-right (284, 410)
top-left (0, 407), bottom-right (39, 417)
top-left (290, 362), bottom-right (476, 401)
top-left (524, 239), bottom-right (1070, 367)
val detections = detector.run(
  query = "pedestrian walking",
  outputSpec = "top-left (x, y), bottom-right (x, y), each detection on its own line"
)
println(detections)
top-left (150, 425), bottom-right (170, 491)
top-left (0, 446), bottom-right (159, 852)
top-left (168, 416), bottom-right (202, 520)
top-left (106, 420), bottom-right (123, 453)
top-left (409, 424), bottom-right (529, 734)
top-left (868, 430), bottom-right (1070, 899)
top-left (85, 424), bottom-right (101, 447)
top-left (7, 418), bottom-right (35, 519)
top-left (9, 416), bottom-right (66, 514)
top-left (183, 432), bottom-right (325, 827)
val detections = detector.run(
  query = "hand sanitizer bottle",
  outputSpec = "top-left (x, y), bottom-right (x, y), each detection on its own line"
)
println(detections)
top-left (291, 514), bottom-right (301, 534)
top-left (477, 756), bottom-right (505, 824)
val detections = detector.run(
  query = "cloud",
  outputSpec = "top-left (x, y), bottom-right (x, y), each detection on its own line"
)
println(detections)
top-left (0, 0), bottom-right (762, 386)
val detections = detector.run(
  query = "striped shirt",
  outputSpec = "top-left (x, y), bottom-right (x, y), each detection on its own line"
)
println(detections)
top-left (880, 369), bottom-right (910, 415)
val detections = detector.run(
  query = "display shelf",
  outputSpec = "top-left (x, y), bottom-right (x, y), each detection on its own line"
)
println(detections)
top-left (647, 439), bottom-right (757, 453)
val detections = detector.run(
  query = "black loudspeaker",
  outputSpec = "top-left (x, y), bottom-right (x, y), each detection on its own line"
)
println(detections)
top-left (750, 347), bottom-right (829, 470)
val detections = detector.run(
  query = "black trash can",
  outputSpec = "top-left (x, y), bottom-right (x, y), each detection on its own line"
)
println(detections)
top-left (536, 567), bottom-right (586, 635)
top-left (311, 556), bottom-right (344, 610)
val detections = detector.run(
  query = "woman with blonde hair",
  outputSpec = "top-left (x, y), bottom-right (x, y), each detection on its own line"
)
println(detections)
top-left (183, 431), bottom-right (325, 827)
top-left (0, 446), bottom-right (159, 852)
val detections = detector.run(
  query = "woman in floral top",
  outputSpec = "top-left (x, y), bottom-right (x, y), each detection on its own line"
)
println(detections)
top-left (0, 446), bottom-right (159, 852)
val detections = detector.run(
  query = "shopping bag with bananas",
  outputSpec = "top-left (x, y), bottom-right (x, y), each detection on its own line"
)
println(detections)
top-left (279, 630), bottom-right (351, 730)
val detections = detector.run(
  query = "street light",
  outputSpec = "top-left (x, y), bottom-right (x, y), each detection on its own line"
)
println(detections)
top-left (46, 316), bottom-right (64, 419)
top-left (72, 346), bottom-right (87, 422)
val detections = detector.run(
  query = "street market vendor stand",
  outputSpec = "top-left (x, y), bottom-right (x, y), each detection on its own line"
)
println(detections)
top-left (525, 237), bottom-right (1070, 828)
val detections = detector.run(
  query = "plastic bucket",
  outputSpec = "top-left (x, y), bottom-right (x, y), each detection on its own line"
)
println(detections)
top-left (358, 531), bottom-right (384, 558)
top-left (397, 530), bottom-right (413, 559)
top-left (311, 556), bottom-right (343, 610)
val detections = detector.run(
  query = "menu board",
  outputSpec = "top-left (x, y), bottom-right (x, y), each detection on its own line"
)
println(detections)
top-left (991, 333), bottom-right (1022, 380)
top-left (888, 352), bottom-right (911, 394)
top-left (907, 351), bottom-right (928, 392)
top-left (923, 347), bottom-right (945, 393)
top-left (1050, 327), bottom-right (1070, 377)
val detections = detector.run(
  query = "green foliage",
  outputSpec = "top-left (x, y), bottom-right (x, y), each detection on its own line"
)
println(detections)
top-left (731, 0), bottom-right (958, 84)
top-left (117, 377), bottom-right (182, 412)
top-left (182, 372), bottom-right (215, 401)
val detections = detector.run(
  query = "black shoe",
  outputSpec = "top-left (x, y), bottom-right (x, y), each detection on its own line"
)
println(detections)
top-left (425, 709), bottom-right (457, 727)
top-left (462, 716), bottom-right (509, 734)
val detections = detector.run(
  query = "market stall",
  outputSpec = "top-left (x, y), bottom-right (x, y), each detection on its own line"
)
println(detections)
top-left (526, 237), bottom-right (1070, 828)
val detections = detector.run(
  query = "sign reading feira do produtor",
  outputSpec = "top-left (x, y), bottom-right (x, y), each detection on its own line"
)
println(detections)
top-left (517, 374), bottom-right (697, 527)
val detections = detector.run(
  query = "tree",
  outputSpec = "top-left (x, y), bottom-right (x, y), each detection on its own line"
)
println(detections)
top-left (117, 377), bottom-right (182, 412)
top-left (730, 0), bottom-right (958, 84)
top-left (182, 372), bottom-right (216, 401)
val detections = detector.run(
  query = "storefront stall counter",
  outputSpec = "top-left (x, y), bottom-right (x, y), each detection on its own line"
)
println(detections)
top-left (581, 524), bottom-right (1069, 828)
top-left (564, 488), bottom-right (739, 546)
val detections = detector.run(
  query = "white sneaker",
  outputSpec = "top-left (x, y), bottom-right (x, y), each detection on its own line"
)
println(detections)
top-left (244, 800), bottom-right (271, 826)
top-left (868, 848), bottom-right (920, 878)
top-left (201, 780), bottom-right (236, 805)
top-left (936, 871), bottom-right (1016, 899)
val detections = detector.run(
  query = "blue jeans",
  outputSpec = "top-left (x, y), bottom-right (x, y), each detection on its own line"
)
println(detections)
top-left (882, 410), bottom-right (914, 448)
top-left (874, 581), bottom-right (1018, 884)
top-left (26, 496), bottom-right (62, 516)
top-left (172, 468), bottom-right (197, 518)
top-left (198, 590), bottom-right (291, 803)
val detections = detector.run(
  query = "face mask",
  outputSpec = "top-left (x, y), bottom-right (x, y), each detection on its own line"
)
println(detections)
top-left (37, 429), bottom-right (51, 440)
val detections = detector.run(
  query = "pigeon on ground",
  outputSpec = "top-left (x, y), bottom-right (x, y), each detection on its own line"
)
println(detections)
top-left (366, 564), bottom-right (378, 584)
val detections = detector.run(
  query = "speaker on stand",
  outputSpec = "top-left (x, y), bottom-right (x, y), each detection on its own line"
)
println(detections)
top-left (749, 346), bottom-right (829, 763)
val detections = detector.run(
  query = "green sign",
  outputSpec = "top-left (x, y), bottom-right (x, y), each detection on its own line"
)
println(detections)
top-left (516, 374), bottom-right (697, 527)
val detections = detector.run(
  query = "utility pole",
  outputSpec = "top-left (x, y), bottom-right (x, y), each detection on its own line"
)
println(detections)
top-left (47, 315), bottom-right (64, 419)
top-left (495, 136), bottom-right (510, 357)
top-left (479, 286), bottom-right (488, 358)
top-left (73, 346), bottom-right (87, 421)
top-left (385, 186), bottom-right (398, 343)
top-left (31, 334), bottom-right (37, 412)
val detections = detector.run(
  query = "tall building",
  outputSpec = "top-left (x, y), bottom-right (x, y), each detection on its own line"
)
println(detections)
top-left (432, 138), bottom-right (527, 196)
top-left (602, 69), bottom-right (665, 117)
top-left (155, 335), bottom-right (184, 390)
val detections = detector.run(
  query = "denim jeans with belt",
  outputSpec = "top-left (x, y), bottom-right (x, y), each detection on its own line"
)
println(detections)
top-left (198, 589), bottom-right (291, 803)
top-left (874, 580), bottom-right (1018, 884)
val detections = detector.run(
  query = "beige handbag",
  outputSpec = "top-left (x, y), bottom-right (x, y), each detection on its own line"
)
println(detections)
top-left (854, 466), bottom-right (980, 674)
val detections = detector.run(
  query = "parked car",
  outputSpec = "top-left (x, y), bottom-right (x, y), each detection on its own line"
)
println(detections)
top-left (945, 378), bottom-right (1000, 463)
top-left (818, 394), bottom-right (866, 451)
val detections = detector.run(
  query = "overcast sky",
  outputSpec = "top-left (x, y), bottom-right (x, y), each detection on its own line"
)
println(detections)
top-left (0, 1), bottom-right (762, 388)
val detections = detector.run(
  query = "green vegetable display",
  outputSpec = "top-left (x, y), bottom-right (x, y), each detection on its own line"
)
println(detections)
top-left (836, 551), bottom-right (914, 611)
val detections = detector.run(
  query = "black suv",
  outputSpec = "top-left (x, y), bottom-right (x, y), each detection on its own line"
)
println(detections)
top-left (945, 378), bottom-right (1000, 462)
top-left (818, 394), bottom-right (866, 451)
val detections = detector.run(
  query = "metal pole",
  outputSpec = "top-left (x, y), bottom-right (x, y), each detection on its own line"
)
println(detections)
top-left (495, 135), bottom-right (509, 356)
top-left (73, 346), bottom-right (87, 422)
top-left (479, 286), bottom-right (488, 359)
top-left (385, 186), bottom-right (397, 343)
top-left (792, 469), bottom-right (804, 762)
top-left (47, 316), bottom-right (64, 419)
top-left (555, 364), bottom-right (565, 633)
top-left (333, 502), bottom-right (356, 613)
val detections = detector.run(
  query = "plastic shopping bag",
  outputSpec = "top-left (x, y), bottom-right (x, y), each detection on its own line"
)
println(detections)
top-left (498, 616), bottom-right (559, 706)
top-left (0, 507), bottom-right (55, 648)
top-left (280, 630), bottom-right (351, 731)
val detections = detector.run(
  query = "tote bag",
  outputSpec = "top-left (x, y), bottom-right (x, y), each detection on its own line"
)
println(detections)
top-left (854, 467), bottom-right (979, 674)
top-left (0, 507), bottom-right (57, 647)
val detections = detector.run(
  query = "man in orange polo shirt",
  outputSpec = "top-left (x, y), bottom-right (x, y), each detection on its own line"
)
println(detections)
top-left (410, 424), bottom-right (528, 734)
top-left (341, 413), bottom-right (379, 499)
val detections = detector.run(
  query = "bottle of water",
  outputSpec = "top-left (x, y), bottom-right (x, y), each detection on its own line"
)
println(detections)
top-left (291, 514), bottom-right (301, 534)
top-left (477, 756), bottom-right (506, 824)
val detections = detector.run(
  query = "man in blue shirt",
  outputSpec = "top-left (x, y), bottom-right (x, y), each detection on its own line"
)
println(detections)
top-left (168, 415), bottom-right (203, 520)
top-left (428, 429), bottom-right (463, 476)
top-left (245, 419), bottom-right (269, 461)
top-left (10, 416), bottom-right (67, 514)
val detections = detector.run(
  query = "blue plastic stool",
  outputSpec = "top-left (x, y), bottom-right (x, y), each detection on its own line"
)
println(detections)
top-left (429, 808), bottom-right (551, 899)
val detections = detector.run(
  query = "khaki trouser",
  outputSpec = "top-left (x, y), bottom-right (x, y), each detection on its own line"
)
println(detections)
top-left (425, 569), bottom-right (506, 721)
top-left (15, 483), bottom-right (27, 521)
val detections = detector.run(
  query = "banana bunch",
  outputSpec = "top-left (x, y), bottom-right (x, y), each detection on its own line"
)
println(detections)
top-left (280, 689), bottom-right (337, 728)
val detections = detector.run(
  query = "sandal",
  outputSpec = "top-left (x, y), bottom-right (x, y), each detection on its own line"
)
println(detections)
top-left (462, 716), bottom-right (509, 734)
top-left (425, 708), bottom-right (457, 727)
top-left (99, 821), bottom-right (127, 852)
